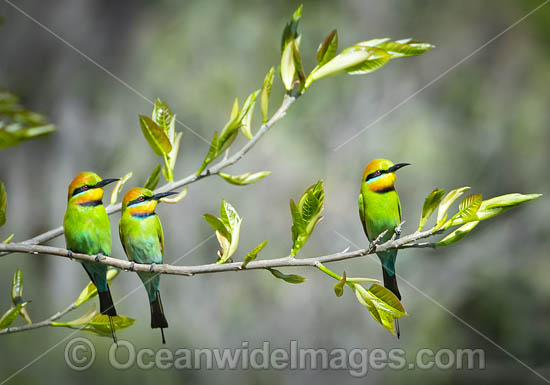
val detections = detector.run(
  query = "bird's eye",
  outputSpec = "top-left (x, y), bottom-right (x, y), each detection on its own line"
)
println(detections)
top-left (138, 196), bottom-right (145, 202)
top-left (375, 170), bottom-right (381, 176)
top-left (83, 185), bottom-right (88, 190)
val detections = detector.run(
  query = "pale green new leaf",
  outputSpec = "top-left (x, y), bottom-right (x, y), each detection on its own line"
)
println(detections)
top-left (242, 240), bottom-right (267, 268)
top-left (144, 164), bottom-right (161, 190)
top-left (218, 171), bottom-right (271, 186)
top-left (281, 4), bottom-right (302, 51)
top-left (281, 40), bottom-right (296, 91)
top-left (436, 221), bottom-right (480, 247)
top-left (230, 97), bottom-right (239, 121)
top-left (0, 302), bottom-right (27, 329)
top-left (203, 213), bottom-right (231, 241)
top-left (450, 193), bottom-right (482, 224)
top-left (334, 271), bottom-right (346, 297)
top-left (110, 171), bottom-right (133, 205)
top-left (11, 269), bottom-right (31, 324)
top-left (152, 98), bottom-right (173, 132)
top-left (307, 45), bottom-right (390, 84)
top-left (436, 187), bottom-right (470, 227)
top-left (290, 181), bottom-right (325, 256)
top-left (418, 188), bottom-right (446, 231)
top-left (358, 38), bottom-right (434, 58)
top-left (52, 307), bottom-right (135, 336)
top-left (2, 234), bottom-right (14, 243)
top-left (260, 67), bottom-right (275, 123)
top-left (196, 131), bottom-right (219, 175)
top-left (316, 29), bottom-right (338, 66)
top-left (139, 115), bottom-right (172, 156)
top-left (268, 268), bottom-right (306, 284)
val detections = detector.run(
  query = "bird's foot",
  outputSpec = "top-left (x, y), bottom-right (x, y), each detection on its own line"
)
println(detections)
top-left (128, 261), bottom-right (135, 272)
top-left (391, 221), bottom-right (405, 241)
top-left (95, 253), bottom-right (107, 262)
top-left (150, 263), bottom-right (156, 273)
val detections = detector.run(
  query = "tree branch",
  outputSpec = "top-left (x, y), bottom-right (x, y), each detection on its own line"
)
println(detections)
top-left (0, 94), bottom-right (297, 256)
top-left (0, 302), bottom-right (76, 335)
top-left (0, 228), bottom-right (438, 276)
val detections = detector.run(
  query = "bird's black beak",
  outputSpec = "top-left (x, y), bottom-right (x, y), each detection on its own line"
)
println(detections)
top-left (151, 191), bottom-right (178, 201)
top-left (388, 163), bottom-right (411, 173)
top-left (94, 178), bottom-right (120, 188)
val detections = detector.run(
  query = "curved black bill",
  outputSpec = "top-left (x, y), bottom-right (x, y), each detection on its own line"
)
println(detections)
top-left (94, 178), bottom-right (120, 188)
top-left (388, 163), bottom-right (411, 173)
top-left (152, 191), bottom-right (178, 201)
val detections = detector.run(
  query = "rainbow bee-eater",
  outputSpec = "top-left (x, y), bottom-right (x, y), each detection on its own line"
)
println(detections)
top-left (358, 159), bottom-right (410, 338)
top-left (119, 187), bottom-right (176, 344)
top-left (64, 172), bottom-right (119, 341)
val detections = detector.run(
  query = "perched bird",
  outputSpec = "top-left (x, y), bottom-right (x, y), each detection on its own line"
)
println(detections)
top-left (119, 187), bottom-right (177, 344)
top-left (64, 172), bottom-right (119, 342)
top-left (358, 159), bottom-right (410, 338)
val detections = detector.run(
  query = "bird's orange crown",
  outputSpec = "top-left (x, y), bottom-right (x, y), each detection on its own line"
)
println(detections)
top-left (67, 172), bottom-right (104, 204)
top-left (122, 187), bottom-right (157, 215)
top-left (361, 158), bottom-right (406, 192)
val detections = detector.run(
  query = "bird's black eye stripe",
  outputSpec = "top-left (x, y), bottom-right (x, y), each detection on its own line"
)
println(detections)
top-left (128, 196), bottom-right (151, 206)
top-left (72, 185), bottom-right (91, 196)
top-left (365, 169), bottom-right (387, 182)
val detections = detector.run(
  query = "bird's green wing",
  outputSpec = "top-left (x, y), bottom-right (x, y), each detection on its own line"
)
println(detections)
top-left (358, 193), bottom-right (367, 235)
top-left (156, 215), bottom-right (165, 257)
top-left (118, 223), bottom-right (128, 256)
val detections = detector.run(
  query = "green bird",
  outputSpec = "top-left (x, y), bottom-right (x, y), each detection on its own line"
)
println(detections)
top-left (358, 159), bottom-right (410, 338)
top-left (64, 172), bottom-right (119, 341)
top-left (119, 187), bottom-right (176, 344)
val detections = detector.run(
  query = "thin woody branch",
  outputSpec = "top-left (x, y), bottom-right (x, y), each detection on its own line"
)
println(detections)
top-left (0, 302), bottom-right (76, 336)
top-left (0, 94), bottom-right (297, 257)
top-left (0, 228), bottom-right (437, 276)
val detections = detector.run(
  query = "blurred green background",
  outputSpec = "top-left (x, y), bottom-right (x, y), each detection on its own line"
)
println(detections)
top-left (0, 0), bottom-right (549, 383)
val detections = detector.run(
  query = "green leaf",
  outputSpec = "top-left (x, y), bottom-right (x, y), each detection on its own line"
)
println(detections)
top-left (52, 307), bottom-right (135, 336)
top-left (354, 284), bottom-right (406, 336)
top-left (167, 131), bottom-right (183, 175)
top-left (307, 45), bottom-right (391, 86)
top-left (0, 90), bottom-right (57, 149)
top-left (436, 187), bottom-right (470, 227)
top-left (75, 268), bottom-right (120, 307)
top-left (281, 40), bottom-right (296, 91)
top-left (203, 213), bottom-right (231, 240)
top-left (477, 193), bottom-right (542, 220)
top-left (0, 302), bottom-right (28, 329)
top-left (436, 221), bottom-right (480, 247)
top-left (196, 131), bottom-right (219, 175)
top-left (260, 67), bottom-right (275, 123)
top-left (230, 97), bottom-right (239, 120)
top-left (0, 179), bottom-right (6, 227)
top-left (268, 268), bottom-right (306, 284)
top-left (2, 234), bottom-right (14, 243)
top-left (450, 193), bottom-right (482, 224)
top-left (220, 200), bottom-right (241, 231)
top-left (316, 29), bottom-right (338, 66)
top-left (11, 269), bottom-right (31, 324)
top-left (208, 200), bottom-right (242, 264)
top-left (281, 4), bottom-right (303, 52)
top-left (242, 240), bottom-right (267, 268)
top-left (418, 188), bottom-right (446, 231)
top-left (152, 98), bottom-right (173, 132)
top-left (334, 271), bottom-right (346, 297)
top-left (11, 269), bottom-right (23, 304)
top-left (110, 171), bottom-right (133, 205)
top-left (218, 171), bottom-right (271, 186)
top-left (238, 90), bottom-right (259, 139)
top-left (358, 38), bottom-right (434, 58)
top-left (290, 181), bottom-right (325, 256)
top-left (367, 284), bottom-right (406, 317)
top-left (144, 164), bottom-right (162, 190)
top-left (139, 115), bottom-right (172, 156)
